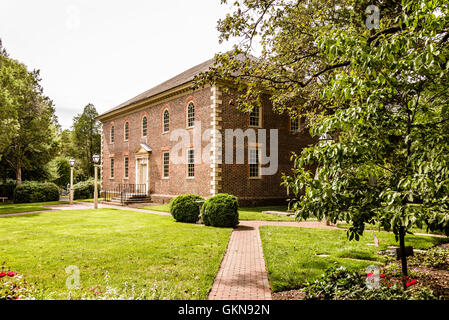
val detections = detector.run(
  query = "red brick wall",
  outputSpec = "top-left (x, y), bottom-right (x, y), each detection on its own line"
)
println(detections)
top-left (219, 89), bottom-right (316, 205)
top-left (101, 87), bottom-right (213, 198)
top-left (100, 85), bottom-right (316, 205)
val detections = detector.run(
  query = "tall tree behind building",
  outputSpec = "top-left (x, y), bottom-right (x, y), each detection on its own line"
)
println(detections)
top-left (72, 104), bottom-right (101, 178)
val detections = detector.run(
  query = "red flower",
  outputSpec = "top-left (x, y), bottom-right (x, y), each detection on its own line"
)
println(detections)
top-left (405, 276), bottom-right (409, 280)
top-left (367, 273), bottom-right (373, 277)
top-left (406, 280), bottom-right (417, 287)
top-left (14, 296), bottom-right (19, 300)
top-left (380, 274), bottom-right (385, 278)
top-left (0, 272), bottom-right (6, 278)
top-left (6, 271), bottom-right (15, 277)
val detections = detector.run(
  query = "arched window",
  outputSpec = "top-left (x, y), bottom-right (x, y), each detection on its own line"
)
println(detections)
top-left (142, 116), bottom-right (147, 137)
top-left (163, 109), bottom-right (170, 133)
top-left (124, 121), bottom-right (129, 141)
top-left (110, 126), bottom-right (115, 143)
top-left (187, 102), bottom-right (195, 128)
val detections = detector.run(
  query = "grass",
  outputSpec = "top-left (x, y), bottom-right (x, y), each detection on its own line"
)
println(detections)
top-left (260, 226), bottom-right (447, 292)
top-left (337, 221), bottom-right (446, 236)
top-left (138, 204), bottom-right (297, 221)
top-left (0, 209), bottom-right (232, 299)
top-left (0, 201), bottom-right (70, 215)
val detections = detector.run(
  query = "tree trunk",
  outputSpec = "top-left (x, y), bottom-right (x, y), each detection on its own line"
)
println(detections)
top-left (399, 226), bottom-right (408, 289)
top-left (16, 164), bottom-right (22, 185)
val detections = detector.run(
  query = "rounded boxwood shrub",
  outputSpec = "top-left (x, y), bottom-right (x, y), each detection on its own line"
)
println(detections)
top-left (201, 193), bottom-right (239, 227)
top-left (73, 179), bottom-right (100, 200)
top-left (13, 181), bottom-right (60, 203)
top-left (170, 194), bottom-right (204, 223)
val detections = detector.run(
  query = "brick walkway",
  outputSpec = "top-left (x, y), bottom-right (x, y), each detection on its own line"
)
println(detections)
top-left (0, 201), bottom-right (170, 217)
top-left (208, 220), bottom-right (337, 300)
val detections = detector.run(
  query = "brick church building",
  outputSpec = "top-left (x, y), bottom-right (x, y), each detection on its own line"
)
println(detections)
top-left (96, 58), bottom-right (315, 205)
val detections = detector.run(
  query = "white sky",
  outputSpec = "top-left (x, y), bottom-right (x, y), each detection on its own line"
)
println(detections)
top-left (0, 0), bottom-right (235, 129)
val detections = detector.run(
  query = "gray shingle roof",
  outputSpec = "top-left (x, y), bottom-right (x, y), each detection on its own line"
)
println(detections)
top-left (99, 58), bottom-right (215, 117)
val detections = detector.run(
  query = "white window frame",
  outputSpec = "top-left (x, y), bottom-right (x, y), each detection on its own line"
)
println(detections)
top-left (187, 102), bottom-right (195, 128)
top-left (162, 151), bottom-right (169, 179)
top-left (249, 147), bottom-right (261, 179)
top-left (186, 148), bottom-right (195, 178)
top-left (249, 106), bottom-right (262, 128)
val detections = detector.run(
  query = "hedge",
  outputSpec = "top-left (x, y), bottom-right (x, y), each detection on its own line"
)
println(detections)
top-left (73, 179), bottom-right (100, 200)
top-left (13, 181), bottom-right (60, 203)
top-left (201, 193), bottom-right (239, 227)
top-left (169, 194), bottom-right (204, 223)
top-left (0, 183), bottom-right (16, 200)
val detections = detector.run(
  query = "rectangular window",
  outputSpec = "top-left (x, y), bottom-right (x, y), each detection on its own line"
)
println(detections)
top-left (124, 122), bottom-right (129, 141)
top-left (249, 107), bottom-right (261, 127)
top-left (124, 156), bottom-right (129, 178)
top-left (163, 152), bottom-right (169, 178)
top-left (290, 117), bottom-right (299, 133)
top-left (249, 148), bottom-right (260, 178)
top-left (110, 126), bottom-right (115, 143)
top-left (187, 149), bottom-right (194, 178)
top-left (110, 158), bottom-right (114, 179)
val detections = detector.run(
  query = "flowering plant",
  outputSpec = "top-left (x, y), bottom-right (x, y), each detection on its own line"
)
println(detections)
top-left (0, 267), bottom-right (36, 300)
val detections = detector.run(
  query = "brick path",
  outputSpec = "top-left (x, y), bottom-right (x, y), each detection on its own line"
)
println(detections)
top-left (208, 220), bottom-right (337, 300)
top-left (0, 201), bottom-right (170, 217)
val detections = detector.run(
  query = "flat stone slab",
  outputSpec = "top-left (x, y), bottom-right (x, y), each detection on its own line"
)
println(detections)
top-left (262, 211), bottom-right (294, 216)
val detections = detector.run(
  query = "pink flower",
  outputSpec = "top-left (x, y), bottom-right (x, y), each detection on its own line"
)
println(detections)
top-left (367, 273), bottom-right (373, 277)
top-left (0, 272), bottom-right (6, 278)
top-left (380, 274), bottom-right (385, 278)
top-left (6, 271), bottom-right (15, 277)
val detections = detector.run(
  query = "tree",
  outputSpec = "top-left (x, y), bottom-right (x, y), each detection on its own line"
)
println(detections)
top-left (0, 40), bottom-right (60, 184)
top-left (54, 157), bottom-right (71, 188)
top-left (197, 0), bottom-right (449, 287)
top-left (72, 104), bottom-right (101, 178)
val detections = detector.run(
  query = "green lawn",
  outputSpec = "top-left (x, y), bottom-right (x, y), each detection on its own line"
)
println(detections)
top-left (337, 221), bottom-right (445, 236)
top-left (0, 201), bottom-right (70, 215)
top-left (260, 226), bottom-right (447, 292)
top-left (0, 209), bottom-right (232, 299)
top-left (139, 204), bottom-right (297, 221)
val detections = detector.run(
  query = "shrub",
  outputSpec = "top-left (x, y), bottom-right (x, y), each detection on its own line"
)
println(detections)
top-left (423, 247), bottom-right (449, 268)
top-left (201, 193), bottom-right (239, 227)
top-left (302, 266), bottom-right (437, 300)
top-left (13, 181), bottom-right (59, 203)
top-left (0, 182), bottom-right (16, 200)
top-left (169, 194), bottom-right (204, 223)
top-left (73, 179), bottom-right (100, 200)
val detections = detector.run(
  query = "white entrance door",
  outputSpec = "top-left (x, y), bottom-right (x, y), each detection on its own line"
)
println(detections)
top-left (136, 159), bottom-right (149, 194)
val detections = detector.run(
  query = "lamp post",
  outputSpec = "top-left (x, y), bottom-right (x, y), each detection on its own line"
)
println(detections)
top-left (69, 158), bottom-right (75, 204)
top-left (93, 153), bottom-right (100, 209)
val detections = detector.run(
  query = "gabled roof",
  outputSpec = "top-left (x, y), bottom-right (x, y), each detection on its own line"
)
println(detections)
top-left (136, 143), bottom-right (152, 153)
top-left (98, 58), bottom-right (215, 119)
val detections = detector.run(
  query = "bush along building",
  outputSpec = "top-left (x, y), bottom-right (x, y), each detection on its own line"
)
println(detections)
top-left (96, 58), bottom-right (315, 206)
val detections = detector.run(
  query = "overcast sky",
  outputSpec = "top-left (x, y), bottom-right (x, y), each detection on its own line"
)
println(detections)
top-left (0, 0), bottom-right (235, 129)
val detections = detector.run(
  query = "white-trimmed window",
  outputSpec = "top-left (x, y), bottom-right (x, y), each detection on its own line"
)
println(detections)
top-left (290, 117), bottom-right (299, 133)
top-left (163, 109), bottom-right (170, 133)
top-left (110, 158), bottom-right (115, 179)
top-left (163, 151), bottom-right (169, 178)
top-left (249, 148), bottom-right (260, 178)
top-left (187, 148), bottom-right (195, 178)
top-left (124, 121), bottom-right (129, 141)
top-left (110, 126), bottom-right (115, 143)
top-left (142, 116), bottom-right (148, 137)
top-left (187, 102), bottom-right (195, 128)
top-left (124, 156), bottom-right (129, 179)
top-left (249, 106), bottom-right (261, 127)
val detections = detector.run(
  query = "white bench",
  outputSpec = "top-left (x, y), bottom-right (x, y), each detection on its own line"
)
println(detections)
top-left (0, 197), bottom-right (8, 203)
